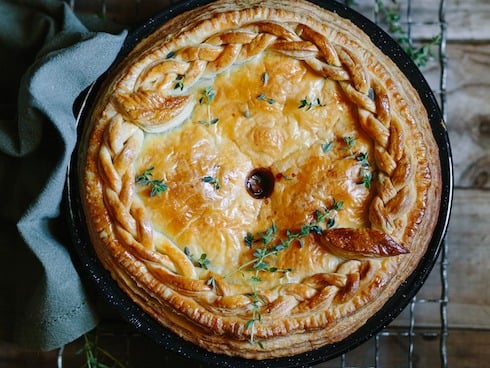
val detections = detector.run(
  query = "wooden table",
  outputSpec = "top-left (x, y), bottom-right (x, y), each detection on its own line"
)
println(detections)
top-left (1, 0), bottom-right (489, 367)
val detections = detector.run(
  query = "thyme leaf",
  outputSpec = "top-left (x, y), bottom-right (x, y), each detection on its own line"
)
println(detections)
top-left (202, 175), bottom-right (221, 190)
top-left (79, 332), bottom-right (127, 368)
top-left (135, 166), bottom-right (168, 197)
top-left (198, 117), bottom-right (219, 126)
top-left (257, 93), bottom-right (275, 104)
top-left (236, 201), bottom-right (343, 345)
top-left (356, 152), bottom-right (373, 189)
top-left (198, 86), bottom-right (218, 126)
top-left (173, 74), bottom-right (185, 90)
top-left (343, 136), bottom-right (356, 156)
top-left (261, 72), bottom-right (269, 85)
top-left (321, 141), bottom-right (334, 153)
top-left (299, 96), bottom-right (324, 110)
top-left (199, 86), bottom-right (216, 105)
top-left (184, 247), bottom-right (211, 269)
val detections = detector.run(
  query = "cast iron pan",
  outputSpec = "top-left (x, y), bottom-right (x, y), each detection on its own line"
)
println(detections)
top-left (66, 0), bottom-right (453, 367)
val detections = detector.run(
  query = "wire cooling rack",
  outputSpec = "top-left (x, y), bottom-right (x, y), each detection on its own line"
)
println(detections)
top-left (61, 1), bottom-right (449, 367)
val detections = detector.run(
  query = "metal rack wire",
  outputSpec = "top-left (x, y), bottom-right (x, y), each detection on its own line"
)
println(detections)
top-left (61, 1), bottom-right (449, 367)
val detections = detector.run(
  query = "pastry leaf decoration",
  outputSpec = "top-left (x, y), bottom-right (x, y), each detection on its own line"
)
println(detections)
top-left (316, 228), bottom-right (409, 258)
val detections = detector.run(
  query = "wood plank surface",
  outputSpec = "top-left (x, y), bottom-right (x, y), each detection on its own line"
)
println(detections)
top-left (446, 43), bottom-right (490, 188)
top-left (1, 327), bottom-right (489, 367)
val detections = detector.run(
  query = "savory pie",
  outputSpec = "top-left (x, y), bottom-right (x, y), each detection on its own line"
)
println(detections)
top-left (79, 0), bottom-right (442, 360)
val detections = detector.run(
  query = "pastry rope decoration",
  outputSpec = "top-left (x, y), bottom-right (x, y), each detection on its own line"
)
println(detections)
top-left (96, 19), bottom-right (414, 338)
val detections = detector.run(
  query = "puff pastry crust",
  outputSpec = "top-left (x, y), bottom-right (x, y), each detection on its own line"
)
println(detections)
top-left (79, 0), bottom-right (442, 360)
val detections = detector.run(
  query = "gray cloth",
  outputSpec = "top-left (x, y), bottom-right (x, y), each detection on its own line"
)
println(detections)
top-left (0, 0), bottom-right (126, 351)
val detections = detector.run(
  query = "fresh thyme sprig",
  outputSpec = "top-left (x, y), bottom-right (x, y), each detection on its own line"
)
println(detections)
top-left (321, 140), bottom-right (334, 153)
top-left (184, 247), bottom-right (211, 269)
top-left (356, 152), bottom-right (373, 189)
top-left (343, 136), bottom-right (356, 156)
top-left (340, 137), bottom-right (374, 189)
top-left (261, 72), bottom-right (269, 85)
top-left (239, 202), bottom-right (343, 275)
top-left (199, 86), bottom-right (216, 104)
top-left (202, 175), bottom-right (221, 190)
top-left (173, 74), bottom-right (185, 90)
top-left (257, 93), bottom-right (275, 105)
top-left (229, 201), bottom-right (343, 344)
top-left (199, 86), bottom-right (219, 126)
top-left (245, 274), bottom-right (265, 346)
top-left (135, 166), bottom-right (168, 197)
top-left (299, 96), bottom-right (325, 110)
top-left (78, 333), bottom-right (127, 368)
top-left (375, 0), bottom-right (441, 67)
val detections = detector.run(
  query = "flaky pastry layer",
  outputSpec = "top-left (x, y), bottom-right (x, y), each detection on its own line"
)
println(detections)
top-left (79, 0), bottom-right (442, 360)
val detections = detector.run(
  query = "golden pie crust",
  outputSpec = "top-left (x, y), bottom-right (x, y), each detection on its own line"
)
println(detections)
top-left (79, 0), bottom-right (442, 360)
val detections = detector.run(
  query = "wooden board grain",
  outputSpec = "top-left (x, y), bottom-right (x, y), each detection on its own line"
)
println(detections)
top-left (446, 189), bottom-right (490, 329)
top-left (2, 326), bottom-right (489, 368)
top-left (445, 43), bottom-right (490, 189)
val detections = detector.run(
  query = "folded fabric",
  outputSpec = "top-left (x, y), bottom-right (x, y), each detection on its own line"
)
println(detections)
top-left (0, 0), bottom-right (126, 351)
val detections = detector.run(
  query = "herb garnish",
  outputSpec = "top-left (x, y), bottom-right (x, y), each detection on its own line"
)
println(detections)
top-left (261, 72), bottom-right (269, 85)
top-left (199, 86), bottom-right (219, 126)
top-left (321, 141), bottom-right (334, 153)
top-left (229, 201), bottom-right (343, 344)
top-left (299, 96), bottom-right (324, 110)
top-left (375, 0), bottom-right (441, 67)
top-left (198, 118), bottom-right (219, 127)
top-left (343, 136), bottom-right (356, 156)
top-left (184, 247), bottom-right (211, 270)
top-left (199, 86), bottom-right (216, 104)
top-left (257, 93), bottom-right (275, 105)
top-left (135, 166), bottom-right (168, 197)
top-left (79, 332), bottom-right (127, 368)
top-left (356, 152), bottom-right (373, 189)
top-left (246, 275), bottom-right (265, 346)
top-left (174, 74), bottom-right (185, 90)
top-left (202, 175), bottom-right (221, 190)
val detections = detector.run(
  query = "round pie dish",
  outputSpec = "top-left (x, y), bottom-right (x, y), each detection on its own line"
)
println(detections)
top-left (66, 0), bottom-right (453, 366)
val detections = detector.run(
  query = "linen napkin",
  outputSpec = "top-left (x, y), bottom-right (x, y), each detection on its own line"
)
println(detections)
top-left (0, 0), bottom-right (126, 351)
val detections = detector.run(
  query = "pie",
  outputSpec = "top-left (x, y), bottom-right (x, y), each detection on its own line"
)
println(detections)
top-left (78, 0), bottom-right (442, 360)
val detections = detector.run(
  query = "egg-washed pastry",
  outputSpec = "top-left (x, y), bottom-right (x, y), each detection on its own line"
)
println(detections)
top-left (79, 0), bottom-right (442, 360)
